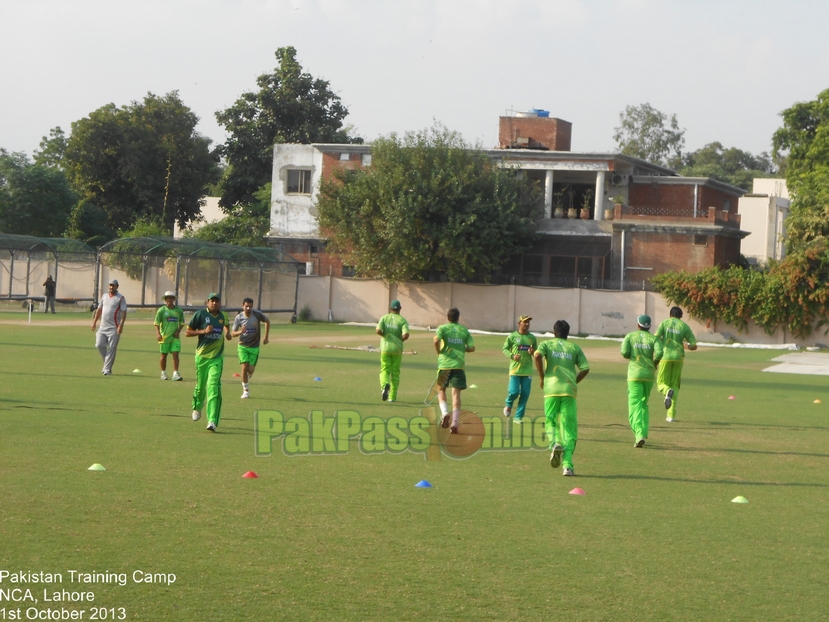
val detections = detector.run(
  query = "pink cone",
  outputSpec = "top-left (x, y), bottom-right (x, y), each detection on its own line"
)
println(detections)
top-left (242, 471), bottom-right (258, 479)
top-left (233, 373), bottom-right (241, 377)
top-left (569, 488), bottom-right (586, 495)
top-left (728, 395), bottom-right (736, 400)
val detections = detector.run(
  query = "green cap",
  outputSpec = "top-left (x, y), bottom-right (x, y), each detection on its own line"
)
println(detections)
top-left (208, 292), bottom-right (221, 300)
top-left (390, 300), bottom-right (401, 310)
top-left (637, 314), bottom-right (651, 329)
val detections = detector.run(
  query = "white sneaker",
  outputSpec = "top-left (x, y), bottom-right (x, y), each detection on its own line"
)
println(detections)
top-left (191, 410), bottom-right (202, 421)
top-left (241, 391), bottom-right (250, 399)
top-left (563, 467), bottom-right (575, 476)
top-left (206, 422), bottom-right (216, 432)
top-left (666, 417), bottom-right (675, 422)
top-left (503, 406), bottom-right (511, 418)
top-left (664, 388), bottom-right (674, 410)
top-left (172, 372), bottom-right (182, 381)
top-left (160, 372), bottom-right (168, 380)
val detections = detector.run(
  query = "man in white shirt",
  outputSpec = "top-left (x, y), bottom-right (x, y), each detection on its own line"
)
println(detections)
top-left (91, 279), bottom-right (128, 375)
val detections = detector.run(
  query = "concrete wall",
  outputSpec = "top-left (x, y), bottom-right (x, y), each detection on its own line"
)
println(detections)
top-left (298, 275), bottom-right (824, 346)
top-left (270, 144), bottom-right (323, 239)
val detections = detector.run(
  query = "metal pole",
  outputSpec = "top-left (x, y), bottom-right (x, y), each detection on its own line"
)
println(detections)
top-left (141, 255), bottom-right (148, 306)
top-left (8, 251), bottom-right (15, 297)
top-left (257, 262), bottom-right (264, 309)
top-left (174, 256), bottom-right (181, 299)
top-left (25, 254), bottom-right (31, 298)
top-left (184, 258), bottom-right (190, 307)
top-left (93, 252), bottom-right (101, 305)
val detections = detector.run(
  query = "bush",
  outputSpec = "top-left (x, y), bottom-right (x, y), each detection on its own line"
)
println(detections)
top-left (652, 239), bottom-right (829, 338)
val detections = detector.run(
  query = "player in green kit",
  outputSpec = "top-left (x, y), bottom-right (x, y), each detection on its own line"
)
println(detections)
top-left (502, 315), bottom-right (537, 424)
top-left (655, 306), bottom-right (697, 422)
top-left (534, 320), bottom-right (589, 476)
top-left (186, 293), bottom-right (232, 432)
top-left (154, 291), bottom-right (185, 381)
top-left (376, 300), bottom-right (409, 402)
top-left (434, 308), bottom-right (475, 434)
top-left (620, 314), bottom-right (664, 447)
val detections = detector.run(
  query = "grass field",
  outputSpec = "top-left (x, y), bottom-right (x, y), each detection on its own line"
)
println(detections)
top-left (1, 311), bottom-right (828, 621)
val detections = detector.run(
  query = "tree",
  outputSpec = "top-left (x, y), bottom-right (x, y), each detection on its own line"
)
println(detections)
top-left (63, 91), bottom-right (220, 234)
top-left (65, 199), bottom-right (115, 247)
top-left (772, 88), bottom-right (829, 253)
top-left (216, 47), bottom-right (361, 210)
top-left (613, 103), bottom-right (685, 168)
top-left (317, 124), bottom-right (542, 282)
top-left (0, 150), bottom-right (77, 237)
top-left (190, 184), bottom-right (271, 247)
top-left (680, 142), bottom-right (776, 191)
top-left (33, 127), bottom-right (68, 170)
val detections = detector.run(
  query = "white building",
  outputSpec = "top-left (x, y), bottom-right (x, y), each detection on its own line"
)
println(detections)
top-left (738, 179), bottom-right (789, 266)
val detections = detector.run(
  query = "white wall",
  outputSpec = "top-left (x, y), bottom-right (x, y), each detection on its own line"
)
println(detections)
top-left (739, 179), bottom-right (789, 265)
top-left (298, 275), bottom-right (825, 346)
top-left (173, 197), bottom-right (224, 238)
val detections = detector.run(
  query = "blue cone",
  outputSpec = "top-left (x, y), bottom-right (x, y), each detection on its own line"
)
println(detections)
top-left (415, 480), bottom-right (433, 488)
top-left (314, 377), bottom-right (322, 381)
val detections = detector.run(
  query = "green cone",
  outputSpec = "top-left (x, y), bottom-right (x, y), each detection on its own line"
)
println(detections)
top-left (731, 495), bottom-right (748, 504)
top-left (88, 463), bottom-right (106, 471)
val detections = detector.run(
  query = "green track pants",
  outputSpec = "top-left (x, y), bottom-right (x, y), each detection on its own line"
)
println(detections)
top-left (193, 355), bottom-right (224, 426)
top-left (544, 396), bottom-right (578, 469)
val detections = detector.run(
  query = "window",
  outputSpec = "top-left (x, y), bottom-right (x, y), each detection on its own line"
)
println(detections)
top-left (361, 154), bottom-right (372, 166)
top-left (286, 170), bottom-right (312, 194)
top-left (339, 153), bottom-right (350, 161)
top-left (694, 235), bottom-right (707, 246)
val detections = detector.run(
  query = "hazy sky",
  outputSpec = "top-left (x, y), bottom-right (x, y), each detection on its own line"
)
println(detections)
top-left (2, 0), bottom-right (827, 159)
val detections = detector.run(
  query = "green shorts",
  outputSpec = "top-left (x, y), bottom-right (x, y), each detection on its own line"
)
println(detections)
top-left (441, 369), bottom-right (467, 390)
top-left (159, 339), bottom-right (181, 354)
top-left (238, 344), bottom-right (260, 366)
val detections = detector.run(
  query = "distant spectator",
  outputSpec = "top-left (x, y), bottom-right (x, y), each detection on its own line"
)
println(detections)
top-left (43, 275), bottom-right (56, 314)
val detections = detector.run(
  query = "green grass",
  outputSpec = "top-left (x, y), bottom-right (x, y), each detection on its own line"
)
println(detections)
top-left (1, 313), bottom-right (828, 620)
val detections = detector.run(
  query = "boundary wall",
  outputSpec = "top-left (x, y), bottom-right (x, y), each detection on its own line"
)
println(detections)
top-left (298, 275), bottom-right (825, 347)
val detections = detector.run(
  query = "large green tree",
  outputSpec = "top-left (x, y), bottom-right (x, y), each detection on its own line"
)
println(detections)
top-left (63, 91), bottom-right (220, 233)
top-left (215, 47), bottom-right (361, 210)
top-left (613, 103), bottom-right (685, 168)
top-left (317, 125), bottom-right (542, 282)
top-left (772, 88), bottom-right (829, 253)
top-left (0, 150), bottom-right (77, 237)
top-left (64, 199), bottom-right (115, 247)
top-left (680, 142), bottom-right (776, 191)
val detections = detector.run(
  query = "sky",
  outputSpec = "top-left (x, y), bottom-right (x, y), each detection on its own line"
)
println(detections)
top-left (1, 0), bottom-right (827, 159)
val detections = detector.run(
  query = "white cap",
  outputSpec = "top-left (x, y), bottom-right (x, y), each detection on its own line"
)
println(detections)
top-left (163, 291), bottom-right (176, 299)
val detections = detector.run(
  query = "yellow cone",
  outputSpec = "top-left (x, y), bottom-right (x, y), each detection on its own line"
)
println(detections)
top-left (814, 399), bottom-right (822, 404)
top-left (731, 495), bottom-right (748, 504)
top-left (88, 463), bottom-right (106, 471)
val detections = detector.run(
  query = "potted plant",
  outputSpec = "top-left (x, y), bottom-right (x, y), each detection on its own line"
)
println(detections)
top-left (580, 190), bottom-right (593, 220)
top-left (607, 194), bottom-right (625, 220)
top-left (553, 191), bottom-right (564, 219)
top-left (564, 186), bottom-right (577, 219)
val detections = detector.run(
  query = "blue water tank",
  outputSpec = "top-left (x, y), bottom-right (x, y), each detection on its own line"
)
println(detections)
top-left (532, 109), bottom-right (550, 118)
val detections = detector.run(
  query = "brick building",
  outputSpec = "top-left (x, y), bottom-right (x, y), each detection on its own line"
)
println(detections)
top-left (267, 113), bottom-right (747, 286)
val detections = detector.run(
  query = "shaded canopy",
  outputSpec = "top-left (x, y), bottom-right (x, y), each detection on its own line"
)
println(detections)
top-left (97, 236), bottom-right (299, 265)
top-left (0, 233), bottom-right (96, 256)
